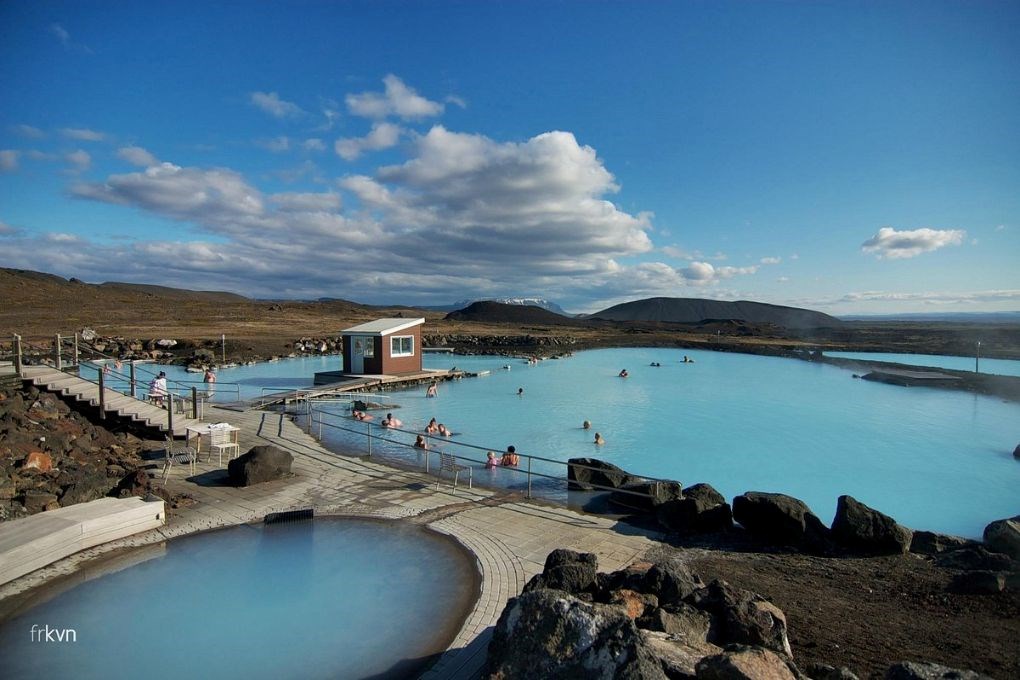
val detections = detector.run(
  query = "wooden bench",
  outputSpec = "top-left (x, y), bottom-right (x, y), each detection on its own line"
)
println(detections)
top-left (0, 496), bottom-right (166, 587)
top-left (436, 452), bottom-right (472, 491)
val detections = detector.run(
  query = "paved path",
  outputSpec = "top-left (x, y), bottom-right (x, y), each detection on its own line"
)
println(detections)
top-left (1, 405), bottom-right (662, 679)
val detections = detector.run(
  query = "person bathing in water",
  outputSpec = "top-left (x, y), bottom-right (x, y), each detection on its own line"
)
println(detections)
top-left (594, 432), bottom-right (606, 445)
top-left (618, 369), bottom-right (629, 378)
top-left (426, 418), bottom-right (439, 434)
top-left (381, 413), bottom-right (402, 428)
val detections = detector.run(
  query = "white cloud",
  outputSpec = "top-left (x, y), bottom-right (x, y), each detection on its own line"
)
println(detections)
top-left (995, 224), bottom-right (1006, 232)
top-left (50, 23), bottom-right (71, 45)
top-left (777, 276), bottom-right (789, 283)
top-left (26, 150), bottom-right (57, 161)
top-left (51, 128), bottom-right (658, 304)
top-left (0, 150), bottom-right (20, 172)
top-left (117, 146), bottom-right (159, 167)
top-left (65, 149), bottom-right (91, 172)
top-left (836, 290), bottom-right (1020, 306)
top-left (60, 127), bottom-right (105, 142)
top-left (789, 253), bottom-right (799, 260)
top-left (335, 123), bottom-right (402, 160)
top-left (302, 138), bottom-right (326, 152)
top-left (861, 226), bottom-right (966, 259)
top-left (662, 245), bottom-right (701, 260)
top-left (270, 192), bottom-right (342, 212)
top-left (250, 91), bottom-right (303, 118)
top-left (12, 124), bottom-right (45, 138)
top-left (760, 256), bottom-right (781, 265)
top-left (346, 75), bottom-right (444, 120)
top-left (445, 95), bottom-right (468, 109)
top-left (256, 136), bottom-right (291, 152)
top-left (0, 220), bottom-right (18, 236)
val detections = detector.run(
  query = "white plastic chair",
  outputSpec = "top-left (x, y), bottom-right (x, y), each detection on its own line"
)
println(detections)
top-left (209, 427), bottom-right (240, 465)
top-left (436, 452), bottom-right (472, 491)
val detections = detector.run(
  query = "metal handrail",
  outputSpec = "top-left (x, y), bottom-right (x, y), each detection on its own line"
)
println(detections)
top-left (303, 401), bottom-right (676, 502)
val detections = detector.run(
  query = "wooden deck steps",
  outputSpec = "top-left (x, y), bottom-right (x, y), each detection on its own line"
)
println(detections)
top-left (0, 496), bottom-right (166, 587)
top-left (20, 365), bottom-right (202, 437)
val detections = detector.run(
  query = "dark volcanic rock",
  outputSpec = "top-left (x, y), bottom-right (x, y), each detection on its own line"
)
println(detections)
top-left (732, 492), bottom-right (831, 553)
top-left (686, 580), bottom-right (793, 657)
top-left (643, 559), bottom-right (705, 605)
top-left (804, 663), bottom-right (860, 680)
top-left (695, 644), bottom-right (798, 680)
top-left (522, 549), bottom-right (599, 597)
top-left (22, 490), bottom-right (59, 513)
top-left (935, 546), bottom-right (1014, 572)
top-left (909, 531), bottom-right (974, 556)
top-left (657, 483), bottom-right (733, 534)
top-left (609, 480), bottom-right (683, 513)
top-left (567, 457), bottom-right (642, 491)
top-left (946, 571), bottom-right (1006, 595)
top-left (884, 661), bottom-right (994, 679)
top-left (227, 445), bottom-right (293, 486)
top-left (638, 602), bottom-right (712, 640)
top-left (982, 515), bottom-right (1020, 560)
top-left (485, 589), bottom-right (668, 680)
top-left (831, 495), bottom-right (912, 555)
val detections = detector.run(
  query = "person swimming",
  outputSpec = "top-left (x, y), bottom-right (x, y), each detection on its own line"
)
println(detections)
top-left (414, 434), bottom-right (428, 450)
top-left (517, 387), bottom-right (524, 396)
top-left (618, 369), bottom-right (629, 377)
top-left (594, 432), bottom-right (605, 445)
top-left (438, 423), bottom-right (452, 437)
top-left (486, 451), bottom-right (500, 468)
top-left (500, 445), bottom-right (520, 466)
top-left (582, 420), bottom-right (591, 430)
top-left (382, 413), bottom-right (402, 428)
top-left (426, 418), bottom-right (438, 434)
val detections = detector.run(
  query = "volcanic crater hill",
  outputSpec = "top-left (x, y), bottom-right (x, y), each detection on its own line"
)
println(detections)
top-left (444, 301), bottom-right (584, 325)
top-left (589, 296), bottom-right (843, 329)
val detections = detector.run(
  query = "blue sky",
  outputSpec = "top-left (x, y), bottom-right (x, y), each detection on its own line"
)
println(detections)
top-left (1, 1), bottom-right (1017, 315)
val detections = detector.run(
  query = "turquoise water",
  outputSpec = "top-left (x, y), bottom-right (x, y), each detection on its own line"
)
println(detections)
top-left (825, 351), bottom-right (1020, 377)
top-left (0, 518), bottom-right (477, 680)
top-left (313, 348), bottom-right (1018, 539)
top-left (81, 355), bottom-right (341, 403)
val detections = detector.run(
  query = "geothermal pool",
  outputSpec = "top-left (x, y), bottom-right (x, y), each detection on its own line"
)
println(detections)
top-left (0, 517), bottom-right (479, 680)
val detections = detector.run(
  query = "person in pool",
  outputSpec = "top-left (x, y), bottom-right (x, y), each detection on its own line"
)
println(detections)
top-left (594, 432), bottom-right (606, 445)
top-left (618, 369), bottom-right (629, 378)
top-left (426, 418), bottom-right (439, 434)
top-left (414, 434), bottom-right (428, 450)
top-left (501, 445), bottom-right (520, 466)
top-left (582, 420), bottom-right (591, 430)
top-left (381, 413), bottom-right (402, 428)
top-left (486, 451), bottom-right (500, 468)
top-left (438, 423), bottom-right (452, 437)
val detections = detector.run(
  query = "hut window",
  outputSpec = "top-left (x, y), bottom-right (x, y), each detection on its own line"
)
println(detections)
top-left (363, 340), bottom-right (375, 358)
top-left (391, 335), bottom-right (414, 357)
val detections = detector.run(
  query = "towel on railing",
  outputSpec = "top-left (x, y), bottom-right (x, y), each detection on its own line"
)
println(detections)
top-left (209, 422), bottom-right (232, 430)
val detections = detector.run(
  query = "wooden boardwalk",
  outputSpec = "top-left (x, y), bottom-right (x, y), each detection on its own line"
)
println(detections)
top-left (257, 368), bottom-right (465, 407)
top-left (21, 365), bottom-right (203, 438)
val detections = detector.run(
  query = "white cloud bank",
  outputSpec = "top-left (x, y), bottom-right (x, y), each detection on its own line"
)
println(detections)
top-left (117, 146), bottom-right (159, 167)
top-left (346, 75), bottom-right (444, 120)
top-left (861, 226), bottom-right (966, 259)
top-left (60, 127), bottom-right (105, 142)
top-left (335, 123), bottom-right (402, 160)
top-left (250, 91), bottom-right (303, 119)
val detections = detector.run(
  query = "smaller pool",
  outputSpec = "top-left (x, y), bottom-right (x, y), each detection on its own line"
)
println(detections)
top-left (0, 517), bottom-right (479, 680)
top-left (825, 351), bottom-right (1020, 377)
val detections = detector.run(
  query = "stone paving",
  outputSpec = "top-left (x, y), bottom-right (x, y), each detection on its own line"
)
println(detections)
top-left (1, 405), bottom-right (663, 679)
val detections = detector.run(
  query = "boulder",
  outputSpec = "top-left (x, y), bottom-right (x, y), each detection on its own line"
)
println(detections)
top-left (522, 549), bottom-right (599, 597)
top-left (112, 469), bottom-right (152, 498)
top-left (609, 480), bottom-right (683, 513)
top-left (638, 602), bottom-right (712, 641)
top-left (909, 531), bottom-right (974, 556)
top-left (946, 571), bottom-right (1006, 595)
top-left (982, 516), bottom-right (1020, 560)
top-left (609, 588), bottom-right (659, 620)
top-left (1014, 443), bottom-right (1020, 459)
top-left (695, 644), bottom-right (798, 680)
top-left (803, 663), bottom-right (860, 680)
top-left (732, 492), bottom-right (831, 553)
top-left (567, 457), bottom-right (642, 491)
top-left (935, 546), bottom-right (1014, 572)
top-left (60, 470), bottom-right (112, 506)
top-left (686, 580), bottom-right (793, 658)
top-left (831, 495), bottom-right (912, 555)
top-left (485, 589), bottom-right (668, 679)
top-left (22, 451), bottom-right (53, 473)
top-left (642, 559), bottom-right (704, 605)
top-left (22, 490), bottom-right (59, 514)
top-left (884, 661), bottom-right (994, 679)
top-left (657, 483), bottom-right (733, 534)
top-left (227, 445), bottom-right (293, 487)
top-left (643, 630), bottom-right (721, 679)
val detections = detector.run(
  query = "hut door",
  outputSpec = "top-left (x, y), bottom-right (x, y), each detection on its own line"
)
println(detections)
top-left (351, 337), bottom-right (366, 373)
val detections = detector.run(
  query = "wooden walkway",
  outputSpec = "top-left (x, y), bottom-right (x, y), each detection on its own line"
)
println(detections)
top-left (258, 368), bottom-right (464, 407)
top-left (21, 365), bottom-right (203, 438)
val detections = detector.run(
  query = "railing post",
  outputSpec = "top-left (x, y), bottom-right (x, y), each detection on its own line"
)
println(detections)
top-left (318, 411), bottom-right (323, 440)
top-left (191, 386), bottom-right (199, 419)
top-left (367, 422), bottom-right (372, 456)
top-left (425, 449), bottom-right (429, 474)
top-left (54, 334), bottom-right (62, 371)
top-left (129, 362), bottom-right (137, 398)
top-left (527, 456), bottom-right (533, 498)
top-left (167, 394), bottom-right (174, 433)
top-left (13, 334), bottom-right (22, 375)
top-left (73, 333), bottom-right (79, 367)
top-left (98, 369), bottom-right (106, 419)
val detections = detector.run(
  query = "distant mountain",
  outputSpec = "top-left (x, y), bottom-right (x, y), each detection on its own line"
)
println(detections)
top-left (99, 281), bottom-right (249, 303)
top-left (589, 297), bottom-right (842, 329)
top-left (424, 297), bottom-right (568, 314)
top-left (445, 301), bottom-right (579, 325)
top-left (840, 311), bottom-right (1020, 323)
